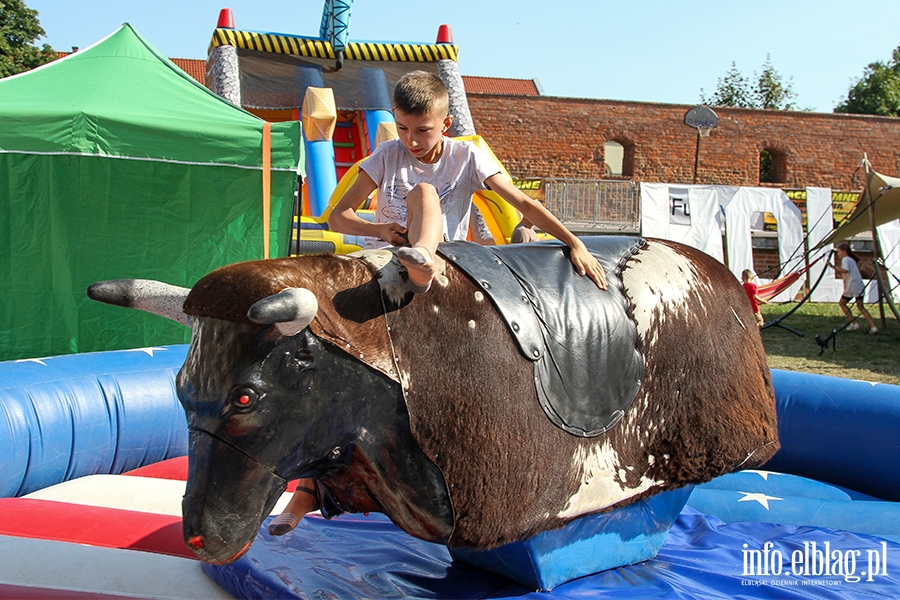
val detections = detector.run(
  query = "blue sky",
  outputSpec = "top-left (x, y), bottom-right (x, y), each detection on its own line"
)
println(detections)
top-left (27, 0), bottom-right (900, 113)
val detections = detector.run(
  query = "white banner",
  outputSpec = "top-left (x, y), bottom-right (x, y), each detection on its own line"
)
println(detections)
top-left (807, 187), bottom-right (843, 302)
top-left (640, 183), bottom-right (900, 304)
top-left (877, 219), bottom-right (900, 303)
top-left (640, 183), bottom-right (736, 262)
top-left (724, 187), bottom-right (805, 303)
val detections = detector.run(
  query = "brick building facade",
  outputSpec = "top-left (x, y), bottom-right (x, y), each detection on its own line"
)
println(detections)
top-left (466, 94), bottom-right (900, 189)
top-left (62, 53), bottom-right (898, 190)
top-left (125, 55), bottom-right (900, 191)
top-left (467, 93), bottom-right (900, 282)
top-left (64, 53), bottom-right (891, 278)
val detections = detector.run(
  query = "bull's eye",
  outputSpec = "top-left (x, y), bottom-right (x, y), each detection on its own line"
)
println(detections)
top-left (230, 387), bottom-right (259, 411)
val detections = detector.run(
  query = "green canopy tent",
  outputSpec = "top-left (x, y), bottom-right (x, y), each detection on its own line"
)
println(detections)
top-left (0, 24), bottom-right (303, 361)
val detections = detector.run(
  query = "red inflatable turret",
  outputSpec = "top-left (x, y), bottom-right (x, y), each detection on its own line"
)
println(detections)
top-left (436, 24), bottom-right (453, 44)
top-left (217, 8), bottom-right (235, 29)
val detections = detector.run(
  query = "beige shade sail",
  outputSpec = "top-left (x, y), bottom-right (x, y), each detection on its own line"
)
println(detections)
top-left (818, 160), bottom-right (900, 247)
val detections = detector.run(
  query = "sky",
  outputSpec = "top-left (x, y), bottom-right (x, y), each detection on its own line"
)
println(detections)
top-left (26, 0), bottom-right (900, 114)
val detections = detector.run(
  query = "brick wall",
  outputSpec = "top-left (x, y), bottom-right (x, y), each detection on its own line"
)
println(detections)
top-left (753, 250), bottom-right (782, 279)
top-left (467, 94), bottom-right (900, 188)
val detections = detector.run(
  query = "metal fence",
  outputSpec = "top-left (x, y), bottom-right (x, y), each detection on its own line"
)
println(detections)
top-left (542, 179), bottom-right (640, 234)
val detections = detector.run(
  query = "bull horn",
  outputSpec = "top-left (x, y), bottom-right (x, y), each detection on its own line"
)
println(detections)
top-left (87, 279), bottom-right (191, 327)
top-left (247, 288), bottom-right (318, 337)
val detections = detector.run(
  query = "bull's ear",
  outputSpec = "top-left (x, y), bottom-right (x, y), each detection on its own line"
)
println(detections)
top-left (247, 288), bottom-right (318, 337)
top-left (87, 279), bottom-right (192, 327)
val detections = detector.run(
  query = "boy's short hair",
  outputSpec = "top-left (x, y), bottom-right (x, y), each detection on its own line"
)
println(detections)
top-left (741, 269), bottom-right (756, 280)
top-left (393, 71), bottom-right (449, 117)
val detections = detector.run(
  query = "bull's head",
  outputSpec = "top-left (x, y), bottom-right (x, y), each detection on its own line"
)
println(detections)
top-left (88, 265), bottom-right (452, 564)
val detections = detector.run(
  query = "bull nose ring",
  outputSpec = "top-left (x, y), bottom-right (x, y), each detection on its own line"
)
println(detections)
top-left (188, 535), bottom-right (205, 549)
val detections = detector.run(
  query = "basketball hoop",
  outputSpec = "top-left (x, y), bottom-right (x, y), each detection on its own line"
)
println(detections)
top-left (684, 106), bottom-right (719, 135)
top-left (684, 106), bottom-right (718, 184)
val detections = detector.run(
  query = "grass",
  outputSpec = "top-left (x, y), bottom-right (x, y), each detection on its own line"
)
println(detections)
top-left (760, 301), bottom-right (900, 385)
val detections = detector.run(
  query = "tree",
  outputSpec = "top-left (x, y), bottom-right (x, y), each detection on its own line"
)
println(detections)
top-left (701, 56), bottom-right (798, 110)
top-left (834, 46), bottom-right (900, 116)
top-left (0, 0), bottom-right (56, 79)
top-left (754, 54), bottom-right (797, 110)
top-left (701, 62), bottom-right (754, 108)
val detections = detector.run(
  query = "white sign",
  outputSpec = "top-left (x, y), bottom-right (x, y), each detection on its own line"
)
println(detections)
top-left (669, 188), bottom-right (691, 226)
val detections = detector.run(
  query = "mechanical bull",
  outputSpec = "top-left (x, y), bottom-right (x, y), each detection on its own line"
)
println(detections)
top-left (88, 237), bottom-right (779, 565)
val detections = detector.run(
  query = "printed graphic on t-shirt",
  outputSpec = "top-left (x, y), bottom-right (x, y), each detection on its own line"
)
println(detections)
top-left (436, 182), bottom-right (455, 208)
top-left (380, 180), bottom-right (407, 221)
top-left (379, 179), bottom-right (456, 223)
top-left (359, 138), bottom-right (498, 249)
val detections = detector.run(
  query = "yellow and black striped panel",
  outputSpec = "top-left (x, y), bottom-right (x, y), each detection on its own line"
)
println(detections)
top-left (211, 29), bottom-right (458, 62)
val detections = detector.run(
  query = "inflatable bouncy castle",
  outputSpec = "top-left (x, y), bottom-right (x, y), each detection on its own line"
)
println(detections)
top-left (205, 6), bottom-right (523, 254)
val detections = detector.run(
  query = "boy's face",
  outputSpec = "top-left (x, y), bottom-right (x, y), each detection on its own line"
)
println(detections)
top-left (394, 107), bottom-right (453, 164)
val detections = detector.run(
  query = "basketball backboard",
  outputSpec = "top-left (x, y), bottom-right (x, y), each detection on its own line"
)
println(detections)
top-left (684, 106), bottom-right (719, 129)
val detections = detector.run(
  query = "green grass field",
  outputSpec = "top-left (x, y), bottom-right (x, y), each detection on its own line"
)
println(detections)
top-left (760, 301), bottom-right (900, 384)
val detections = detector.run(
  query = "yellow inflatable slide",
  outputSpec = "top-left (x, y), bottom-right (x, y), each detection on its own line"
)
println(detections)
top-left (293, 136), bottom-right (524, 255)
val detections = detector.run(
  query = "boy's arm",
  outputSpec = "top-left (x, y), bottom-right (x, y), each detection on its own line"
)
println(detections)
top-left (327, 170), bottom-right (408, 246)
top-left (485, 173), bottom-right (607, 290)
top-left (754, 294), bottom-right (767, 305)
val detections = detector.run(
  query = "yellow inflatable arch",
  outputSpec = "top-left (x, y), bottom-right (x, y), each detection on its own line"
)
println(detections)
top-left (297, 135), bottom-right (524, 254)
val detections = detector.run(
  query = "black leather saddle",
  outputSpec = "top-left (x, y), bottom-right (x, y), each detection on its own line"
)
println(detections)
top-left (439, 236), bottom-right (645, 437)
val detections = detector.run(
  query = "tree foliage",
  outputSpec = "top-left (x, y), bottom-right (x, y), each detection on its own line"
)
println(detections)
top-left (701, 55), bottom-right (798, 110)
top-left (754, 55), bottom-right (797, 110)
top-left (834, 47), bottom-right (900, 117)
top-left (701, 62), bottom-right (754, 108)
top-left (0, 0), bottom-right (56, 78)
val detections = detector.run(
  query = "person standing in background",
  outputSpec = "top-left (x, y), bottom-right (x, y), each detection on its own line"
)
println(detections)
top-left (831, 243), bottom-right (878, 334)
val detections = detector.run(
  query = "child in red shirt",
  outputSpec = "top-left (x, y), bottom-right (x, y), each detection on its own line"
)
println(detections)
top-left (742, 269), bottom-right (767, 328)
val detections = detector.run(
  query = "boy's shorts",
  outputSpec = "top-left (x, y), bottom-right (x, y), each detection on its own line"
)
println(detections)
top-left (842, 295), bottom-right (863, 302)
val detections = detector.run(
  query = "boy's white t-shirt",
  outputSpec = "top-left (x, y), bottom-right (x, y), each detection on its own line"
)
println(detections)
top-left (841, 255), bottom-right (865, 297)
top-left (359, 138), bottom-right (501, 249)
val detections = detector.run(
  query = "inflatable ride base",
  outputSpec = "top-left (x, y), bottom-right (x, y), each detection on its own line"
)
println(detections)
top-left (450, 485), bottom-right (693, 591)
top-left (204, 486), bottom-right (692, 597)
top-left (202, 503), bottom-right (900, 598)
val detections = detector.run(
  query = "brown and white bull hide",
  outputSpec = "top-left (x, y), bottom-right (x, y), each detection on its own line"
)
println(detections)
top-left (357, 239), bottom-right (779, 547)
top-left (91, 238), bottom-right (778, 555)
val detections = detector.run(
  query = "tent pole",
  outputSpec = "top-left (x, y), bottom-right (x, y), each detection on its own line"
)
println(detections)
top-left (871, 232), bottom-right (887, 328)
top-left (863, 160), bottom-right (887, 328)
top-left (875, 260), bottom-right (900, 323)
top-left (803, 221), bottom-right (812, 298)
top-left (262, 122), bottom-right (272, 260)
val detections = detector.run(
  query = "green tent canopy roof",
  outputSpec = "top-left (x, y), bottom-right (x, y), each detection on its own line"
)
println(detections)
top-left (0, 23), bottom-right (300, 171)
top-left (0, 24), bottom-right (303, 361)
